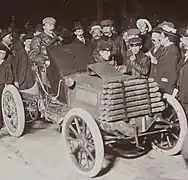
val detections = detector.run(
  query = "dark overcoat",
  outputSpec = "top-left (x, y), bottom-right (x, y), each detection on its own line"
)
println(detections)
top-left (156, 44), bottom-right (180, 94)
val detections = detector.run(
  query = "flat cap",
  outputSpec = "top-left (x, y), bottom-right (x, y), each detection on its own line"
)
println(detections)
top-left (22, 33), bottom-right (34, 41)
top-left (98, 42), bottom-right (112, 51)
top-left (127, 28), bottom-right (141, 36)
top-left (129, 37), bottom-right (142, 45)
top-left (100, 20), bottom-right (113, 27)
top-left (42, 17), bottom-right (56, 25)
top-left (89, 21), bottom-right (102, 34)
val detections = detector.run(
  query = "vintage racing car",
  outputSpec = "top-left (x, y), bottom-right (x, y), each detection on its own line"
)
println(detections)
top-left (1, 44), bottom-right (187, 178)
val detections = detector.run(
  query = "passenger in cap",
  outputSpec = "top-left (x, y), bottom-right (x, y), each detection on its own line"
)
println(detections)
top-left (126, 37), bottom-right (151, 77)
top-left (93, 19), bottom-right (127, 65)
top-left (93, 42), bottom-right (112, 63)
top-left (29, 16), bottom-right (58, 93)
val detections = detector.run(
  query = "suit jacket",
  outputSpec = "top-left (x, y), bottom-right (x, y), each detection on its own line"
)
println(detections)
top-left (71, 37), bottom-right (90, 47)
top-left (156, 43), bottom-right (180, 94)
top-left (149, 46), bottom-right (163, 80)
top-left (0, 59), bottom-right (13, 85)
top-left (12, 49), bottom-right (35, 89)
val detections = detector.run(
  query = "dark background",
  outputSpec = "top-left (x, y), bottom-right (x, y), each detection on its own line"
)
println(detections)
top-left (1, 0), bottom-right (188, 30)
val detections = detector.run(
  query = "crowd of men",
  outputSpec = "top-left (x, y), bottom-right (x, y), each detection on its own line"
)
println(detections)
top-left (0, 16), bottom-right (188, 129)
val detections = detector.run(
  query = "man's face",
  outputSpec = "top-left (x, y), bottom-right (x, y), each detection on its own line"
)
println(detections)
top-left (99, 50), bottom-right (111, 61)
top-left (0, 50), bottom-right (6, 60)
top-left (3, 34), bottom-right (13, 46)
top-left (92, 29), bottom-right (102, 40)
top-left (160, 32), bottom-right (168, 46)
top-left (151, 32), bottom-right (161, 47)
top-left (74, 29), bottom-right (84, 37)
top-left (130, 44), bottom-right (141, 55)
top-left (102, 26), bottom-right (113, 37)
top-left (138, 23), bottom-right (148, 34)
top-left (24, 39), bottom-right (32, 49)
top-left (43, 23), bottom-right (55, 31)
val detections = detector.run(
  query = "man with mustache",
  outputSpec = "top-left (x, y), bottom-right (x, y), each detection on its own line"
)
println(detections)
top-left (88, 21), bottom-right (102, 55)
top-left (93, 20), bottom-right (127, 65)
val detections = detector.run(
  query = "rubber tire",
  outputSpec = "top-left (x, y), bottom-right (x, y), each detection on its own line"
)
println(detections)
top-left (152, 93), bottom-right (187, 155)
top-left (2, 85), bottom-right (25, 137)
top-left (62, 108), bottom-right (104, 178)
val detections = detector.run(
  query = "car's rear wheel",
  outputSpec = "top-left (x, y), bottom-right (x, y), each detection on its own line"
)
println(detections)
top-left (152, 93), bottom-right (187, 155)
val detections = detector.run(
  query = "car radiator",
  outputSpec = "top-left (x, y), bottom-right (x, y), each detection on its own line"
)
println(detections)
top-left (100, 77), bottom-right (165, 122)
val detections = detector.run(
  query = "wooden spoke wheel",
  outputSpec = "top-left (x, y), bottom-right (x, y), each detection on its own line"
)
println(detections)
top-left (62, 108), bottom-right (104, 178)
top-left (152, 93), bottom-right (187, 155)
top-left (2, 85), bottom-right (25, 137)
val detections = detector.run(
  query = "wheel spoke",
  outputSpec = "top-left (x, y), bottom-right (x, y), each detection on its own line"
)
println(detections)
top-left (69, 124), bottom-right (79, 138)
top-left (167, 111), bottom-right (175, 122)
top-left (166, 134), bottom-right (173, 147)
top-left (82, 120), bottom-right (86, 135)
top-left (83, 151), bottom-right (90, 168)
top-left (85, 148), bottom-right (95, 162)
top-left (74, 117), bottom-right (81, 134)
top-left (87, 142), bottom-right (95, 149)
top-left (160, 133), bottom-right (164, 146)
top-left (170, 132), bottom-right (179, 140)
top-left (78, 151), bottom-right (83, 165)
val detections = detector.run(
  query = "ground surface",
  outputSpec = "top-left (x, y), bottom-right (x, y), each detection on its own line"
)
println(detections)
top-left (0, 121), bottom-right (188, 180)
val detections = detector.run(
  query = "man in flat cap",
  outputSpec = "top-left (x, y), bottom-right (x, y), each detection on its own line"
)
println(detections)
top-left (13, 34), bottom-right (35, 90)
top-left (93, 19), bottom-right (127, 66)
top-left (29, 17), bottom-right (58, 87)
top-left (122, 28), bottom-right (141, 49)
top-left (126, 37), bottom-right (150, 77)
top-left (88, 21), bottom-right (102, 55)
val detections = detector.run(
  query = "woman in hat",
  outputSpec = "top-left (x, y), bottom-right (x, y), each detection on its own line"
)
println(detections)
top-left (155, 23), bottom-right (181, 94)
top-left (0, 43), bottom-right (13, 129)
top-left (136, 19), bottom-right (153, 53)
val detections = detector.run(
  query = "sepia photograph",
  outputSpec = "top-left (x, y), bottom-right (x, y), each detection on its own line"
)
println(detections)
top-left (0, 0), bottom-right (188, 179)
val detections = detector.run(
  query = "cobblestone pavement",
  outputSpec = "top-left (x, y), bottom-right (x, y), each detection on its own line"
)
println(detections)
top-left (0, 122), bottom-right (188, 180)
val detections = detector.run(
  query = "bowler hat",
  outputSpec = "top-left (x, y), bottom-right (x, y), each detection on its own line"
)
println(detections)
top-left (22, 34), bottom-right (34, 41)
top-left (100, 20), bottom-right (113, 27)
top-left (72, 21), bottom-right (83, 31)
top-left (0, 29), bottom-right (12, 40)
